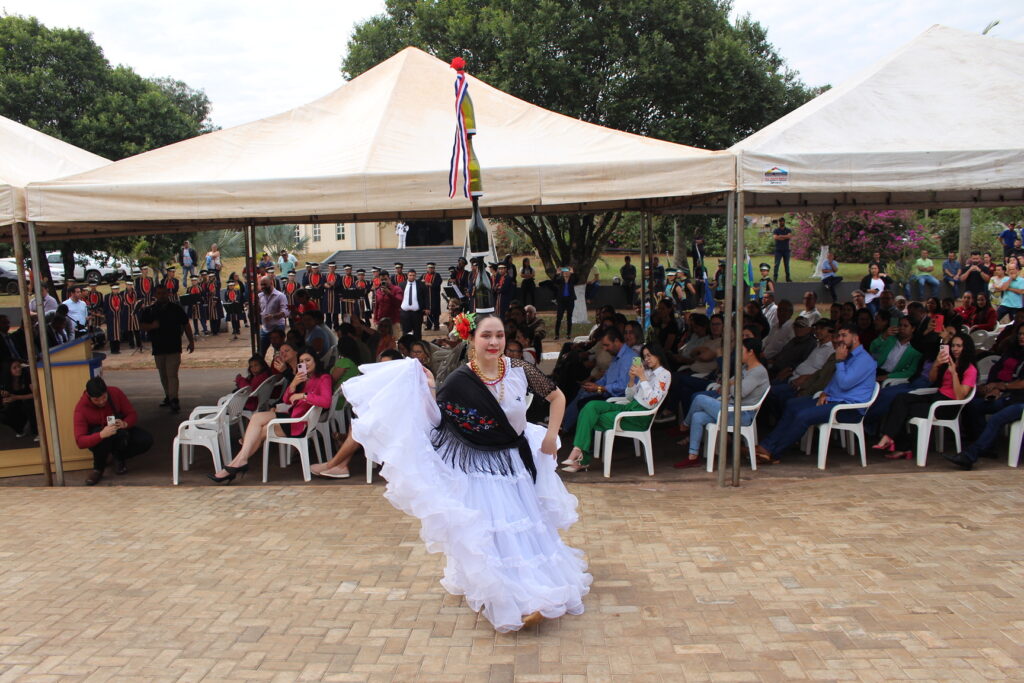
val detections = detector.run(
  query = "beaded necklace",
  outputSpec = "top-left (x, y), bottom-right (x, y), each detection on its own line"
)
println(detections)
top-left (471, 356), bottom-right (506, 403)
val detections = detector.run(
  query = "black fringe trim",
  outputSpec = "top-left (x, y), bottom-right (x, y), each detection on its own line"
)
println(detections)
top-left (431, 421), bottom-right (536, 481)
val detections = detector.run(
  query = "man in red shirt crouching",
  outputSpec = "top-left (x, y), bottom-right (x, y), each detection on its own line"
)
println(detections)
top-left (73, 377), bottom-right (153, 486)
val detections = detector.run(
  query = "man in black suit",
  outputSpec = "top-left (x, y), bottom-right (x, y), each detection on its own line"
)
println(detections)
top-left (398, 270), bottom-right (429, 340)
top-left (421, 262), bottom-right (443, 331)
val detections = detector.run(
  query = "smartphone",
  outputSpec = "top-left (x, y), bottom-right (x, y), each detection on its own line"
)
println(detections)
top-left (297, 362), bottom-right (307, 375)
top-left (632, 357), bottom-right (643, 367)
top-left (106, 415), bottom-right (116, 427)
top-left (932, 314), bottom-right (945, 331)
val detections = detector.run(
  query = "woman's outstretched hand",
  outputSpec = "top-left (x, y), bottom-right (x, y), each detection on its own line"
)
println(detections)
top-left (541, 434), bottom-right (558, 458)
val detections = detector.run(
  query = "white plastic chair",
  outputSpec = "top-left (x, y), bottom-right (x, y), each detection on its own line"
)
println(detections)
top-left (804, 383), bottom-right (880, 470)
top-left (1007, 411), bottom-right (1024, 467)
top-left (172, 397), bottom-right (233, 484)
top-left (907, 386), bottom-right (976, 466)
top-left (881, 376), bottom-right (909, 388)
top-left (592, 393), bottom-right (667, 478)
top-left (262, 406), bottom-right (324, 482)
top-left (970, 329), bottom-right (998, 352)
top-left (241, 374), bottom-right (287, 425)
top-left (975, 355), bottom-right (998, 379)
top-left (190, 386), bottom-right (253, 458)
top-left (703, 387), bottom-right (770, 472)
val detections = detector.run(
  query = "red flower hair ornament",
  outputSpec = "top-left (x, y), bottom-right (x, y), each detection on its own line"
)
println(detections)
top-left (452, 312), bottom-right (477, 341)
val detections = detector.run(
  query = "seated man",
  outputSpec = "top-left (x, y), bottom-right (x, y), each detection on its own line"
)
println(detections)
top-left (946, 400), bottom-right (1024, 470)
top-left (561, 327), bottom-right (637, 432)
top-left (766, 317), bottom-right (815, 380)
top-left (73, 377), bottom-right (153, 486)
top-left (755, 324), bottom-right (876, 464)
top-left (766, 320), bottom-right (836, 417)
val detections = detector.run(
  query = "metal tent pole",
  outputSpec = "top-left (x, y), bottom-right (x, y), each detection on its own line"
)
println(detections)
top-left (639, 214), bottom-right (646, 326)
top-left (716, 193), bottom-right (736, 485)
top-left (12, 222), bottom-right (53, 486)
top-left (27, 222), bottom-right (64, 485)
top-left (731, 191), bottom-right (746, 486)
top-left (244, 223), bottom-right (258, 357)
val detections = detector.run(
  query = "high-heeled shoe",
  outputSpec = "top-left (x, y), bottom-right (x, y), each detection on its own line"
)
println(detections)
top-left (206, 471), bottom-right (236, 485)
top-left (872, 440), bottom-right (896, 452)
top-left (225, 464), bottom-right (249, 478)
top-left (885, 450), bottom-right (913, 460)
top-left (561, 461), bottom-right (589, 473)
top-left (560, 454), bottom-right (581, 466)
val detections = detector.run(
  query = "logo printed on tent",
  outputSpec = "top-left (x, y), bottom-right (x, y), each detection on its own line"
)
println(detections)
top-left (763, 166), bottom-right (790, 185)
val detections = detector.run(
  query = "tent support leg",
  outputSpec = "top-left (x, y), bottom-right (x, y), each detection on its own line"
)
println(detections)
top-left (12, 222), bottom-right (53, 486)
top-left (717, 193), bottom-right (736, 486)
top-left (731, 192), bottom-right (746, 487)
top-left (27, 221), bottom-right (64, 486)
top-left (244, 223), bottom-right (259, 357)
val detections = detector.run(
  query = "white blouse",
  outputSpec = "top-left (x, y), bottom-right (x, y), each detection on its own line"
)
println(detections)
top-left (625, 365), bottom-right (672, 409)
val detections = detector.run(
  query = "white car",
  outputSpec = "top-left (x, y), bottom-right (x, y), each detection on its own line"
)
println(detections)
top-left (45, 252), bottom-right (134, 284)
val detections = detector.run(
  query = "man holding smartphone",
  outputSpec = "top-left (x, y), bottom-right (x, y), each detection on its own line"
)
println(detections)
top-left (73, 377), bottom-right (153, 486)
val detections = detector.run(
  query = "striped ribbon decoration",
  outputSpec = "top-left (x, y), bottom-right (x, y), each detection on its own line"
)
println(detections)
top-left (448, 72), bottom-right (471, 199)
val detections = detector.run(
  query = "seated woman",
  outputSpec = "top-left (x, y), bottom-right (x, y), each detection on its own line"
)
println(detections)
top-left (560, 344), bottom-right (672, 472)
top-left (311, 348), bottom-right (408, 479)
top-left (675, 336), bottom-right (769, 467)
top-left (970, 293), bottom-right (997, 332)
top-left (210, 349), bottom-right (332, 483)
top-left (954, 292), bottom-right (975, 326)
top-left (0, 359), bottom-right (36, 438)
top-left (408, 339), bottom-right (434, 372)
top-left (235, 355), bottom-right (271, 411)
top-left (854, 308), bottom-right (877, 347)
top-left (375, 318), bottom-right (397, 358)
top-left (504, 339), bottom-right (525, 360)
top-left (872, 332), bottom-right (976, 459)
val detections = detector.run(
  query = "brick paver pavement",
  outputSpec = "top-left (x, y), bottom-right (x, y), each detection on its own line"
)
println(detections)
top-left (2, 471), bottom-right (1023, 681)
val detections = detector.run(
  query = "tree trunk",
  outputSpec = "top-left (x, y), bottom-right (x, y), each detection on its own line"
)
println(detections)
top-left (672, 217), bottom-right (687, 270)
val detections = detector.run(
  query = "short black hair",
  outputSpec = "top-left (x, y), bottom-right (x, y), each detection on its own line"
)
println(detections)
top-left (601, 327), bottom-right (624, 344)
top-left (379, 348), bottom-right (404, 361)
top-left (85, 377), bottom-right (107, 398)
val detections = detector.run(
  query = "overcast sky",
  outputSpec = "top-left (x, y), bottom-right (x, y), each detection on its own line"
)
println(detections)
top-left (7, 0), bottom-right (1024, 130)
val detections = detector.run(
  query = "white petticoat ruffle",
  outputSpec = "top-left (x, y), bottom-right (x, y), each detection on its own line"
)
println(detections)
top-left (343, 358), bottom-right (592, 632)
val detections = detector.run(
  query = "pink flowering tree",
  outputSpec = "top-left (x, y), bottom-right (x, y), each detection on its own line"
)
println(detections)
top-left (790, 210), bottom-right (937, 261)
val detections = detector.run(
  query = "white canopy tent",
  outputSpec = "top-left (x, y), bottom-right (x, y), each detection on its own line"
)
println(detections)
top-left (0, 116), bottom-right (108, 227)
top-left (729, 25), bottom-right (1024, 212)
top-left (0, 116), bottom-right (108, 487)
top-left (25, 46), bottom-right (733, 238)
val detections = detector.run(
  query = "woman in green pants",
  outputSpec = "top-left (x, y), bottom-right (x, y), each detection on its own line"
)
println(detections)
top-left (560, 344), bottom-right (672, 472)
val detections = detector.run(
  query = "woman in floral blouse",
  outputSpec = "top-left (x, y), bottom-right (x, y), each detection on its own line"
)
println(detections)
top-left (561, 344), bottom-right (672, 472)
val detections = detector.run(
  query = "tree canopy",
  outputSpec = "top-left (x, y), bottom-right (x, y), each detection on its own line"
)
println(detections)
top-left (342, 0), bottom-right (822, 276)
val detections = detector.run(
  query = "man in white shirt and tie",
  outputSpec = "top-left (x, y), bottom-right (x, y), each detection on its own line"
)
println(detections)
top-left (399, 270), bottom-right (429, 340)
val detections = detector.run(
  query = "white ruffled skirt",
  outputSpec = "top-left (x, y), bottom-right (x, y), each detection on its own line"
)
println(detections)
top-left (343, 359), bottom-right (592, 632)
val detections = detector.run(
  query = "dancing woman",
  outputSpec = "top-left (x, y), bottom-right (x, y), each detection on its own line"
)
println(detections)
top-left (342, 313), bottom-right (591, 632)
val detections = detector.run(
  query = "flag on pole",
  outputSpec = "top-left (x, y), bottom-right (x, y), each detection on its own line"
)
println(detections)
top-left (448, 57), bottom-right (473, 199)
top-left (703, 266), bottom-right (715, 314)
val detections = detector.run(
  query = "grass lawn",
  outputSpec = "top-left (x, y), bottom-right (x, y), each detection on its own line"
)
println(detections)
top-left (589, 252), bottom-right (868, 283)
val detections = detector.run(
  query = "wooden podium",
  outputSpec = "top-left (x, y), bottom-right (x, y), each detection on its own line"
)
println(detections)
top-left (0, 336), bottom-right (101, 478)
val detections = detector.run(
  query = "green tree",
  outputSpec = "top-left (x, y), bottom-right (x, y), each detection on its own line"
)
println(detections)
top-left (0, 14), bottom-right (214, 278)
top-left (342, 0), bottom-right (821, 277)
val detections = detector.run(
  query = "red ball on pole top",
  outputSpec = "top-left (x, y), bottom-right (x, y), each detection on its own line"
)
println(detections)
top-left (450, 57), bottom-right (466, 72)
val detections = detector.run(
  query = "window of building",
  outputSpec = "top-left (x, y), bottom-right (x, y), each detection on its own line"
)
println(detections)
top-left (294, 225), bottom-right (302, 241)
top-left (335, 223), bottom-right (346, 241)
top-left (312, 225), bottom-right (321, 242)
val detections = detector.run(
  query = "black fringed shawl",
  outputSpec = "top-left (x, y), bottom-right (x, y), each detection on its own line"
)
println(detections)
top-left (432, 365), bottom-right (536, 481)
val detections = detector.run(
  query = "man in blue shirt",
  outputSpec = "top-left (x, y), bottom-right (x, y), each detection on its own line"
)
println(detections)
top-left (941, 251), bottom-right (961, 298)
top-left (772, 219), bottom-right (793, 283)
top-left (561, 327), bottom-right (638, 432)
top-left (999, 224), bottom-right (1020, 257)
top-left (755, 324), bottom-right (876, 463)
top-left (820, 252), bottom-right (842, 302)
